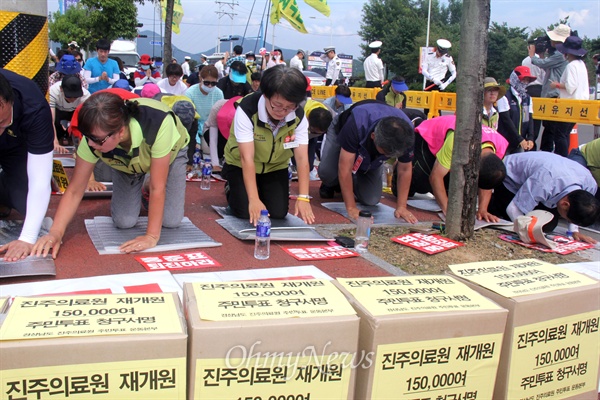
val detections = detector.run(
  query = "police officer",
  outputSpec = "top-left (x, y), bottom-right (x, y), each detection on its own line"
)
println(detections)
top-left (363, 40), bottom-right (384, 88)
top-left (421, 39), bottom-right (456, 91)
top-left (320, 47), bottom-right (342, 86)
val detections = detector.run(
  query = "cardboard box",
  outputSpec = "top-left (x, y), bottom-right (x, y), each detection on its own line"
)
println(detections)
top-left (0, 292), bottom-right (188, 399)
top-left (184, 279), bottom-right (360, 400)
top-left (449, 258), bottom-right (600, 400)
top-left (336, 275), bottom-right (509, 400)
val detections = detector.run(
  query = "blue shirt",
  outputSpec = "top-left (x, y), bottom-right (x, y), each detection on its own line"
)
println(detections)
top-left (84, 57), bottom-right (120, 93)
top-left (503, 152), bottom-right (597, 213)
top-left (184, 84), bottom-right (224, 136)
top-left (338, 102), bottom-right (414, 173)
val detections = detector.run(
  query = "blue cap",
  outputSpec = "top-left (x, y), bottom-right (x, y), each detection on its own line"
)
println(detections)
top-left (391, 79), bottom-right (409, 93)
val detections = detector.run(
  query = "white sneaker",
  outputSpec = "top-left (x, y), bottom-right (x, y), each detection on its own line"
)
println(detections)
top-left (309, 167), bottom-right (320, 181)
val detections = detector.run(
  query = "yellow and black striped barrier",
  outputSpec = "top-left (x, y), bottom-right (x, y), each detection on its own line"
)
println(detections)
top-left (0, 10), bottom-right (49, 94)
top-left (311, 86), bottom-right (600, 125)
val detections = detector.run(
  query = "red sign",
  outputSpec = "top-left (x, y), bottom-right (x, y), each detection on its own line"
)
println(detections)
top-left (283, 245), bottom-right (359, 261)
top-left (135, 251), bottom-right (221, 271)
top-left (498, 234), bottom-right (594, 255)
top-left (391, 233), bottom-right (463, 254)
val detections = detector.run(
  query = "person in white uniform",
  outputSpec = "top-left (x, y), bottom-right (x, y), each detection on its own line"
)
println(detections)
top-left (320, 47), bottom-right (342, 86)
top-left (421, 39), bottom-right (456, 91)
top-left (363, 40), bottom-right (384, 88)
top-left (289, 50), bottom-right (305, 71)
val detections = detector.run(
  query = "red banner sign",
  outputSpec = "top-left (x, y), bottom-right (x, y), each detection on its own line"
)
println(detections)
top-left (283, 245), bottom-right (359, 261)
top-left (391, 233), bottom-right (463, 254)
top-left (135, 251), bottom-right (221, 271)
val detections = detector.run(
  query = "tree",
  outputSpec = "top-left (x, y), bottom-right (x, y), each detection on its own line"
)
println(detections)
top-left (49, 0), bottom-right (145, 52)
top-left (163, 0), bottom-right (175, 67)
top-left (486, 22), bottom-right (528, 82)
top-left (446, 0), bottom-right (491, 240)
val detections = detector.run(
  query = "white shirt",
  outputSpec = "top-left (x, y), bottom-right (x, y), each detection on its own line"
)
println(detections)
top-left (157, 77), bottom-right (188, 95)
top-left (289, 55), bottom-right (304, 71)
top-left (48, 81), bottom-right (90, 111)
top-left (559, 59), bottom-right (589, 100)
top-left (234, 95), bottom-right (308, 144)
top-left (421, 52), bottom-right (456, 85)
top-left (363, 53), bottom-right (384, 82)
top-left (181, 61), bottom-right (191, 76)
top-left (320, 54), bottom-right (342, 84)
top-left (521, 56), bottom-right (545, 87)
top-left (215, 61), bottom-right (224, 79)
top-left (496, 87), bottom-right (534, 116)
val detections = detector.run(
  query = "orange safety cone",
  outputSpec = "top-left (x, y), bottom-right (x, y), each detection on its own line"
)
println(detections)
top-left (568, 124), bottom-right (579, 153)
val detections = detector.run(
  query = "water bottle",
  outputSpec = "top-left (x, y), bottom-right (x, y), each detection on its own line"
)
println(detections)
top-left (254, 210), bottom-right (271, 260)
top-left (354, 210), bottom-right (372, 253)
top-left (201, 157), bottom-right (212, 190)
top-left (190, 148), bottom-right (201, 179)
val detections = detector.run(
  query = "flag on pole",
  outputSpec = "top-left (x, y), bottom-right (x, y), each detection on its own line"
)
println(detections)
top-left (304, 0), bottom-right (330, 17)
top-left (160, 0), bottom-right (184, 34)
top-left (270, 0), bottom-right (308, 34)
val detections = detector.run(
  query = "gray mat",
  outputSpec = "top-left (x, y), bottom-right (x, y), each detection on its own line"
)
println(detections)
top-left (85, 216), bottom-right (222, 255)
top-left (0, 256), bottom-right (56, 279)
top-left (212, 206), bottom-right (329, 241)
top-left (437, 213), bottom-right (514, 231)
top-left (0, 217), bottom-right (53, 245)
top-left (321, 202), bottom-right (413, 226)
top-left (407, 199), bottom-right (442, 212)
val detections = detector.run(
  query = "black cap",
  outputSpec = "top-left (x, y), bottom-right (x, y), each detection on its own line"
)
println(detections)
top-left (61, 74), bottom-right (83, 98)
top-left (358, 211), bottom-right (372, 218)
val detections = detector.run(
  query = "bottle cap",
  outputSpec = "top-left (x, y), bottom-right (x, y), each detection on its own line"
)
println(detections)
top-left (358, 211), bottom-right (372, 218)
top-left (260, 210), bottom-right (269, 216)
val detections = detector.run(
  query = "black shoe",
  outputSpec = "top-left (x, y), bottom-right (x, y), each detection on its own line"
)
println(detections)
top-left (319, 183), bottom-right (335, 199)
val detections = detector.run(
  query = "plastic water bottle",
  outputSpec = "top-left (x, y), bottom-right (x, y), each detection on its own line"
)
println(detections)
top-left (190, 148), bottom-right (201, 179)
top-left (354, 210), bottom-right (372, 253)
top-left (254, 210), bottom-right (271, 260)
top-left (201, 158), bottom-right (212, 190)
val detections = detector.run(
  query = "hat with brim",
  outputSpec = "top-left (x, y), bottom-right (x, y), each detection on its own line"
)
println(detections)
top-left (324, 47), bottom-right (335, 53)
top-left (514, 210), bottom-right (557, 249)
top-left (112, 79), bottom-right (131, 90)
top-left (56, 55), bottom-right (82, 74)
top-left (184, 56), bottom-right (191, 60)
top-left (140, 83), bottom-right (161, 98)
top-left (139, 54), bottom-right (152, 65)
top-left (556, 35), bottom-right (588, 57)
top-left (507, 65), bottom-right (536, 84)
top-left (369, 40), bottom-right (382, 49)
top-left (436, 39), bottom-right (452, 54)
top-left (391, 79), bottom-right (409, 93)
top-left (61, 74), bottom-right (83, 98)
top-left (546, 24), bottom-right (571, 43)
top-left (336, 94), bottom-right (352, 105)
top-left (483, 77), bottom-right (506, 99)
top-left (230, 70), bottom-right (247, 84)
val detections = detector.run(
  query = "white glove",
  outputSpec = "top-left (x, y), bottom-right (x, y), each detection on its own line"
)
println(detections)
top-left (433, 79), bottom-right (443, 87)
top-left (439, 82), bottom-right (448, 91)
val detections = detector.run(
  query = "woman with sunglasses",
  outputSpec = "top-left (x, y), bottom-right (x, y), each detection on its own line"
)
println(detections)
top-left (222, 66), bottom-right (315, 225)
top-left (185, 65), bottom-right (224, 171)
top-left (32, 92), bottom-right (190, 258)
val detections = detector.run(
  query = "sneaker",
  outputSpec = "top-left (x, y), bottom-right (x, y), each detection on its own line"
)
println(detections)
top-left (319, 183), bottom-right (335, 199)
top-left (309, 167), bottom-right (320, 181)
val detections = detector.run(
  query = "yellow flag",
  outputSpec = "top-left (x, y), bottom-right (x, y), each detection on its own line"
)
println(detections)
top-left (160, 0), bottom-right (184, 34)
top-left (271, 0), bottom-right (308, 34)
top-left (304, 0), bottom-right (330, 17)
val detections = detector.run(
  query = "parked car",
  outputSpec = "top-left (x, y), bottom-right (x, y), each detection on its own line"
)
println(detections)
top-left (302, 70), bottom-right (326, 86)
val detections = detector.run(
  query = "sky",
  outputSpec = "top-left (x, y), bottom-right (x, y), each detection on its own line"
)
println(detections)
top-left (47, 0), bottom-right (600, 57)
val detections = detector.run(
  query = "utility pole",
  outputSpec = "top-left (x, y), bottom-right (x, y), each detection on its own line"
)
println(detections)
top-left (215, 0), bottom-right (238, 53)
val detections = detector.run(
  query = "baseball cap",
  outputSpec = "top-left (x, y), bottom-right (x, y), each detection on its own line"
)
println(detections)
top-left (508, 65), bottom-right (536, 83)
top-left (513, 210), bottom-right (557, 249)
top-left (140, 83), bottom-right (161, 98)
top-left (112, 79), bottom-right (131, 90)
top-left (336, 94), bottom-right (352, 105)
top-left (61, 74), bottom-right (84, 98)
top-left (139, 54), bottom-right (152, 65)
top-left (391, 78), bottom-right (409, 93)
top-left (172, 100), bottom-right (196, 130)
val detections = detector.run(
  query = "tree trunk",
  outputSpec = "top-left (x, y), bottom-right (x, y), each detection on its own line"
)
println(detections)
top-left (163, 0), bottom-right (174, 65)
top-left (446, 0), bottom-right (491, 240)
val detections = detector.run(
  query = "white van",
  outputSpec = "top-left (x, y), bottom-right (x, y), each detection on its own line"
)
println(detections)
top-left (110, 40), bottom-right (140, 77)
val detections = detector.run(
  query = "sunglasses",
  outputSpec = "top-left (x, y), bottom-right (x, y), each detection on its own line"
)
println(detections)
top-left (203, 81), bottom-right (218, 87)
top-left (83, 130), bottom-right (115, 145)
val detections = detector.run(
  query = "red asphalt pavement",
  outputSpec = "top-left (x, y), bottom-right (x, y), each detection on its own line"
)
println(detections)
top-left (1, 178), bottom-right (440, 286)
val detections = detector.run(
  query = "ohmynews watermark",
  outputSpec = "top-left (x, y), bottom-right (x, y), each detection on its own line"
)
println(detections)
top-left (225, 341), bottom-right (375, 376)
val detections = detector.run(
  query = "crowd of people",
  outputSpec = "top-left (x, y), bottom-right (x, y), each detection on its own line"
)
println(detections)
top-left (0, 24), bottom-right (599, 262)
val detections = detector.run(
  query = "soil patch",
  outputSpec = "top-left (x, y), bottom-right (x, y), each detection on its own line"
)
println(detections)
top-left (336, 226), bottom-right (588, 275)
